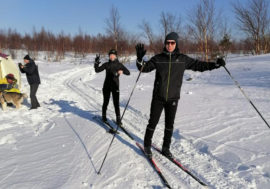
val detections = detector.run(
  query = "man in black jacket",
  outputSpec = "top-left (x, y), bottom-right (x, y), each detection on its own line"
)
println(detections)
top-left (136, 32), bottom-right (226, 158)
top-left (94, 49), bottom-right (130, 125)
top-left (19, 55), bottom-right (41, 110)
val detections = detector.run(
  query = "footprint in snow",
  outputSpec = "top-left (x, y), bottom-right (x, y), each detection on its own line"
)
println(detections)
top-left (81, 182), bottom-right (89, 187)
top-left (35, 122), bottom-right (55, 136)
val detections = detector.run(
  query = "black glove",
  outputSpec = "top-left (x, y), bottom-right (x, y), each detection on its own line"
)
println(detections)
top-left (216, 58), bottom-right (226, 67)
top-left (136, 43), bottom-right (146, 62)
top-left (18, 63), bottom-right (23, 67)
top-left (95, 54), bottom-right (100, 64)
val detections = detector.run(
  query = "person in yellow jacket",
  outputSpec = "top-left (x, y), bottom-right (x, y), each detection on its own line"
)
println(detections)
top-left (0, 74), bottom-right (21, 93)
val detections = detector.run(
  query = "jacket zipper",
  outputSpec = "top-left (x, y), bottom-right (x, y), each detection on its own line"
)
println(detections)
top-left (165, 53), bottom-right (172, 101)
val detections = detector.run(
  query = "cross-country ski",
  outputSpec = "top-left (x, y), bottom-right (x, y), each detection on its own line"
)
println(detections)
top-left (1, 0), bottom-right (270, 188)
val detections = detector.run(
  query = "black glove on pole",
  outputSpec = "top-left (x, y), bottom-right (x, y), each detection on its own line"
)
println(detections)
top-left (216, 58), bottom-right (226, 67)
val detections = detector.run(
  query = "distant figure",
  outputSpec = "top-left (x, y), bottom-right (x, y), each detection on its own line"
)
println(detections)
top-left (94, 49), bottom-right (130, 126)
top-left (19, 55), bottom-right (41, 110)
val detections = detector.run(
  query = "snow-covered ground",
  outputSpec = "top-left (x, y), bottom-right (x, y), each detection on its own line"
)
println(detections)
top-left (0, 53), bottom-right (269, 189)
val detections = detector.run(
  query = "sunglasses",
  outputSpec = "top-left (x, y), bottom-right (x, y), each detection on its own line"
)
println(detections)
top-left (166, 41), bottom-right (176, 45)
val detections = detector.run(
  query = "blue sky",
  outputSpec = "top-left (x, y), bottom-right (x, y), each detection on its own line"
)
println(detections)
top-left (0, 0), bottom-right (264, 39)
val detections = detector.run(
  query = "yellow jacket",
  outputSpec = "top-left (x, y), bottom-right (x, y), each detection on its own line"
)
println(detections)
top-left (0, 78), bottom-right (21, 93)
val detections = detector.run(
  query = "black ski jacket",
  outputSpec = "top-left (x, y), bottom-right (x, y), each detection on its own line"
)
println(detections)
top-left (137, 49), bottom-right (220, 101)
top-left (19, 59), bottom-right (41, 85)
top-left (95, 59), bottom-right (130, 90)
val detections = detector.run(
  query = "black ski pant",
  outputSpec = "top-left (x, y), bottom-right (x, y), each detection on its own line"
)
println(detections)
top-left (30, 84), bottom-right (40, 108)
top-left (102, 87), bottom-right (120, 119)
top-left (144, 98), bottom-right (178, 149)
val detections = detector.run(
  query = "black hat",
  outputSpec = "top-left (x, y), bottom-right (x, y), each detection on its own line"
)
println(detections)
top-left (165, 32), bottom-right (179, 46)
top-left (23, 54), bottom-right (31, 60)
top-left (108, 49), bottom-right (117, 56)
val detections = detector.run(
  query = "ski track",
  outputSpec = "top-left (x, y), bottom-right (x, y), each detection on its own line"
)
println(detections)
top-left (1, 55), bottom-right (269, 188)
top-left (59, 64), bottom-right (253, 188)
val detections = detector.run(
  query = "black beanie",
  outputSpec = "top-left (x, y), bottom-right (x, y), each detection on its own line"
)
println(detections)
top-left (165, 32), bottom-right (179, 46)
top-left (24, 54), bottom-right (31, 60)
top-left (108, 49), bottom-right (117, 56)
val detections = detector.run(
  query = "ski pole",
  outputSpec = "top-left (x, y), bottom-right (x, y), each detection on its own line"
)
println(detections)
top-left (223, 65), bottom-right (270, 129)
top-left (97, 63), bottom-right (145, 174)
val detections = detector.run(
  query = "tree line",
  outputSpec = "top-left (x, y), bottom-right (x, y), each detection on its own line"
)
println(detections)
top-left (0, 0), bottom-right (269, 61)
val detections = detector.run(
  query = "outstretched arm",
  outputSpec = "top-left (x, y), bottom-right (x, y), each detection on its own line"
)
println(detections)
top-left (184, 55), bottom-right (224, 72)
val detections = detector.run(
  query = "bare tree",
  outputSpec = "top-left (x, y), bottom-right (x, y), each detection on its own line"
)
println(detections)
top-left (217, 18), bottom-right (233, 55)
top-left (219, 33), bottom-right (232, 56)
top-left (159, 11), bottom-right (182, 39)
top-left (219, 18), bottom-right (231, 40)
top-left (139, 20), bottom-right (155, 50)
top-left (264, 33), bottom-right (270, 53)
top-left (105, 5), bottom-right (122, 50)
top-left (187, 0), bottom-right (218, 61)
top-left (233, 0), bottom-right (270, 54)
top-left (5, 29), bottom-right (21, 58)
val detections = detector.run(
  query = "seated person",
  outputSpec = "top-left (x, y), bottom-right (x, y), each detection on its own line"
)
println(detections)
top-left (0, 74), bottom-right (20, 93)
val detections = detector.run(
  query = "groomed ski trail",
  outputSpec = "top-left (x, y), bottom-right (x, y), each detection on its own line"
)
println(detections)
top-left (60, 64), bottom-right (253, 188)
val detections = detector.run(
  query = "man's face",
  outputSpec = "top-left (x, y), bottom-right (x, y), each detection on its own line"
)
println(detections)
top-left (109, 54), bottom-right (117, 61)
top-left (24, 59), bottom-right (29, 64)
top-left (165, 40), bottom-right (176, 53)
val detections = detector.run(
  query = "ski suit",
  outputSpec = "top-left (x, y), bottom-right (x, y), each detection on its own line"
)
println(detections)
top-left (95, 59), bottom-right (130, 119)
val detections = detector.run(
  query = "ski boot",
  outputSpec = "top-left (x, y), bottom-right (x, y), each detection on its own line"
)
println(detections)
top-left (116, 116), bottom-right (122, 126)
top-left (161, 147), bottom-right (173, 159)
top-left (144, 146), bottom-right (152, 159)
top-left (102, 115), bottom-right (108, 124)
